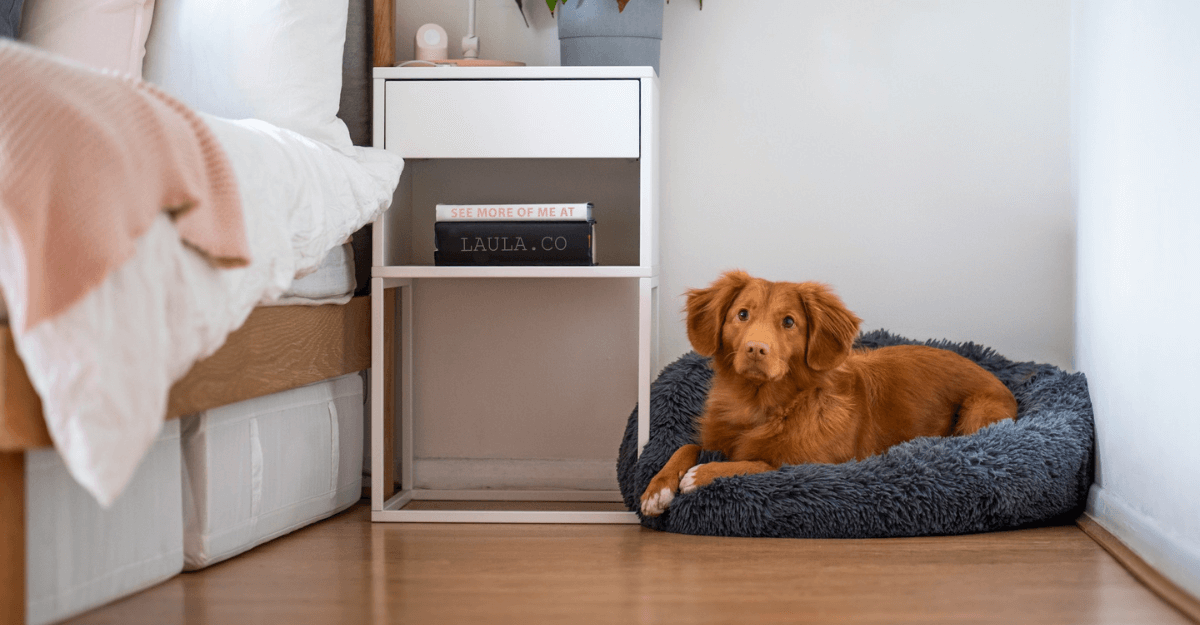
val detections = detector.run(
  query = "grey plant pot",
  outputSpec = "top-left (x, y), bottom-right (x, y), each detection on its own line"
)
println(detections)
top-left (557, 0), bottom-right (664, 75)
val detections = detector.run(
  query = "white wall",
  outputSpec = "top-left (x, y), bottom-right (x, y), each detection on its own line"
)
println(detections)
top-left (657, 1), bottom-right (1071, 369)
top-left (1074, 0), bottom-right (1200, 599)
top-left (390, 1), bottom-right (1073, 486)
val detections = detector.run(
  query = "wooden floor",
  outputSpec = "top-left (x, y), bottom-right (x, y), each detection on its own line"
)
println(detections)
top-left (63, 503), bottom-right (1192, 625)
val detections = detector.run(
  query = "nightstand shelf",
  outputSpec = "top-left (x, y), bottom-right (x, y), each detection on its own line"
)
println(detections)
top-left (372, 265), bottom-right (655, 279)
top-left (370, 66), bottom-right (658, 524)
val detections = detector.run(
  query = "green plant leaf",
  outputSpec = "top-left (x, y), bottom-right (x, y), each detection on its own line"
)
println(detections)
top-left (546, 0), bottom-right (557, 13)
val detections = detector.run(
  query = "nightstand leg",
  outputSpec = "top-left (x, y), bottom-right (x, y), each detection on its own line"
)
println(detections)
top-left (370, 278), bottom-right (388, 510)
top-left (638, 277), bottom-right (658, 457)
top-left (372, 278), bottom-right (413, 512)
top-left (398, 280), bottom-right (414, 493)
top-left (382, 287), bottom-right (396, 501)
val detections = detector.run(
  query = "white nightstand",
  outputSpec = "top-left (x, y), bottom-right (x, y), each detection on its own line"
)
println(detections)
top-left (369, 66), bottom-right (659, 523)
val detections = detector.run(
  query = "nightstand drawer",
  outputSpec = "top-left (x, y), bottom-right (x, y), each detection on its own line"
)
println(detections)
top-left (384, 79), bottom-right (640, 158)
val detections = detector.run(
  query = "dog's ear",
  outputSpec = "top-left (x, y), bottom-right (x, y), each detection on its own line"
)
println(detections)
top-left (797, 283), bottom-right (861, 371)
top-left (686, 270), bottom-right (752, 357)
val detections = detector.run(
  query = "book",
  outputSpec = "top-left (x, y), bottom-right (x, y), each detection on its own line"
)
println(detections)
top-left (434, 220), bottom-right (596, 266)
top-left (435, 203), bottom-right (593, 222)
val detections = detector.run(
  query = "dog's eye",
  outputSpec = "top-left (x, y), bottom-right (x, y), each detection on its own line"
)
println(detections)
top-left (737, 309), bottom-right (749, 321)
top-left (783, 316), bottom-right (795, 329)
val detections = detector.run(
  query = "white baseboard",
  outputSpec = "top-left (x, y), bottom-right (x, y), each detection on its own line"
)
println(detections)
top-left (412, 458), bottom-right (619, 491)
top-left (1087, 484), bottom-right (1200, 601)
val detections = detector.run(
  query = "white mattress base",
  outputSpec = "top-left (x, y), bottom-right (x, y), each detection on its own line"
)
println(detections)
top-left (265, 240), bottom-right (357, 306)
top-left (0, 241), bottom-right (357, 324)
top-left (182, 373), bottom-right (364, 570)
top-left (26, 420), bottom-right (183, 625)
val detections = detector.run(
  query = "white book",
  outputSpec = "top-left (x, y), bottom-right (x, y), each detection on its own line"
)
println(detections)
top-left (435, 203), bottom-right (594, 222)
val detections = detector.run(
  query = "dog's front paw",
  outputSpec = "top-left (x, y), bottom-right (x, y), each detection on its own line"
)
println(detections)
top-left (640, 486), bottom-right (675, 517)
top-left (639, 471), bottom-right (681, 517)
top-left (680, 464), bottom-right (708, 494)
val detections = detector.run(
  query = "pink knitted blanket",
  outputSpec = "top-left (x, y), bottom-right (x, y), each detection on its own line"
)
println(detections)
top-left (0, 40), bottom-right (250, 333)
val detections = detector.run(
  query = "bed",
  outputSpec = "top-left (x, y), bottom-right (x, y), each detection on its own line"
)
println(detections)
top-left (0, 0), bottom-right (399, 622)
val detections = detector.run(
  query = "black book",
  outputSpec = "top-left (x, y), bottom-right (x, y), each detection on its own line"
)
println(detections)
top-left (434, 220), bottom-right (596, 266)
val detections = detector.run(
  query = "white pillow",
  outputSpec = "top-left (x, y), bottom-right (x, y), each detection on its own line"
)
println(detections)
top-left (143, 0), bottom-right (354, 155)
top-left (19, 0), bottom-right (156, 77)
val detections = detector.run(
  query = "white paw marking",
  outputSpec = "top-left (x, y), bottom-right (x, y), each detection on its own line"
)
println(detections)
top-left (679, 465), bottom-right (703, 494)
top-left (640, 487), bottom-right (675, 517)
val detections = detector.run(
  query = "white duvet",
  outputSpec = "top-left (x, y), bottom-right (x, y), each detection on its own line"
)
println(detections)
top-left (7, 116), bottom-right (403, 507)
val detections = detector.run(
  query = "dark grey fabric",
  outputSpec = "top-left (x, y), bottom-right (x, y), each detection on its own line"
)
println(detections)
top-left (1, 0), bottom-right (24, 39)
top-left (616, 330), bottom-right (1094, 538)
top-left (338, 0), bottom-right (373, 147)
top-left (350, 223), bottom-right (371, 297)
top-left (340, 0), bottom-right (375, 293)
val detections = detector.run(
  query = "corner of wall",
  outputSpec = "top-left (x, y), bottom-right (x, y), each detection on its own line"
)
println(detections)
top-left (1087, 484), bottom-right (1200, 603)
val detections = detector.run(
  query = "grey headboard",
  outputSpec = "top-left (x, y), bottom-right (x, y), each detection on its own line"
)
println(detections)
top-left (341, 0), bottom-right (381, 294)
top-left (339, 0), bottom-right (374, 147)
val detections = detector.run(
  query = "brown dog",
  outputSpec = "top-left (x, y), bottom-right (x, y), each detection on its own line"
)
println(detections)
top-left (640, 271), bottom-right (1017, 517)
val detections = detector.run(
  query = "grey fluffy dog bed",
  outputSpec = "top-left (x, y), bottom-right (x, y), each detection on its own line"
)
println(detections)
top-left (616, 330), bottom-right (1094, 538)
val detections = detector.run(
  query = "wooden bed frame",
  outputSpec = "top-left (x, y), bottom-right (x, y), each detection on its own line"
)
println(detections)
top-left (0, 3), bottom-right (396, 622)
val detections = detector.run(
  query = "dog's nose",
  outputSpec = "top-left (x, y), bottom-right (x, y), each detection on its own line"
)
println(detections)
top-left (745, 341), bottom-right (770, 360)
